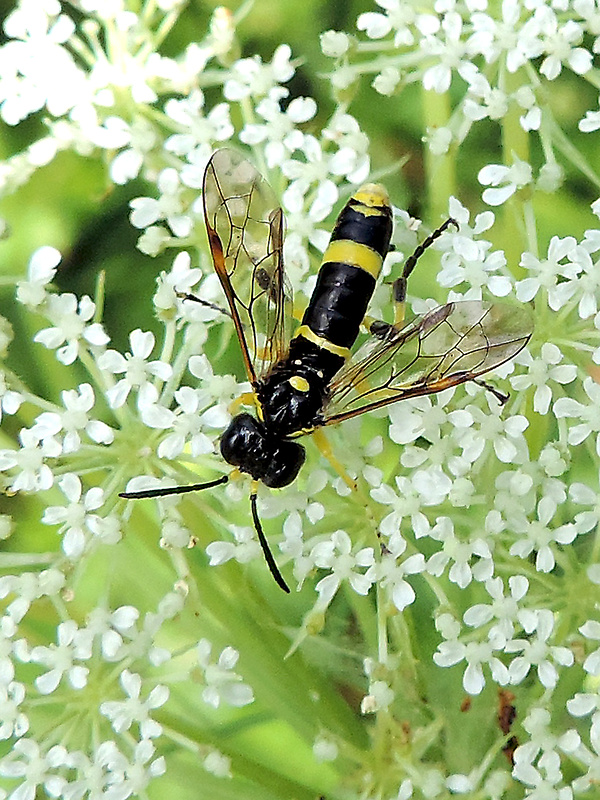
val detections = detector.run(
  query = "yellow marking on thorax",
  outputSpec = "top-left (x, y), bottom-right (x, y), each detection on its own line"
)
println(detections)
top-left (295, 325), bottom-right (351, 360)
top-left (322, 239), bottom-right (383, 280)
top-left (289, 375), bottom-right (310, 393)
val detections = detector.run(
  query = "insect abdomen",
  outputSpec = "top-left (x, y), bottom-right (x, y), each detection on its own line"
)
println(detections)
top-left (258, 183), bottom-right (394, 436)
top-left (297, 183), bottom-right (393, 353)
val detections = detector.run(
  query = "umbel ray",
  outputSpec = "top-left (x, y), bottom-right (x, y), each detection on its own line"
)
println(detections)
top-left (120, 149), bottom-right (533, 593)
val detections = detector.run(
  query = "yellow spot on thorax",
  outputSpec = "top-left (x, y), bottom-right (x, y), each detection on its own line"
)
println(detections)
top-left (289, 375), bottom-right (310, 393)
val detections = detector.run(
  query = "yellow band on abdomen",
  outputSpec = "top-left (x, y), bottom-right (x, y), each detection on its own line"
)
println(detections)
top-left (321, 239), bottom-right (383, 280)
top-left (295, 325), bottom-right (351, 359)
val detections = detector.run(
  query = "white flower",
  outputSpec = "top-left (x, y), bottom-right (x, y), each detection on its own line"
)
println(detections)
top-left (196, 639), bottom-right (254, 708)
top-left (85, 605), bottom-right (139, 661)
top-left (16, 245), bottom-right (61, 307)
top-left (30, 620), bottom-right (91, 694)
top-left (203, 749), bottom-right (232, 778)
top-left (511, 344), bottom-right (577, 415)
top-left (0, 738), bottom-right (68, 798)
top-left (436, 198), bottom-right (513, 296)
top-left (554, 376), bottom-right (600, 455)
top-left (100, 670), bottom-right (168, 739)
top-left (41, 473), bottom-right (110, 558)
top-left (98, 329), bottom-right (172, 409)
top-left (0, 427), bottom-right (61, 492)
top-left (130, 167), bottom-right (192, 237)
top-left (165, 90), bottom-right (233, 187)
top-left (0, 2), bottom-right (81, 126)
top-left (361, 679), bottom-right (395, 713)
top-left (241, 91), bottom-right (316, 167)
top-left (512, 748), bottom-right (573, 799)
top-left (103, 116), bottom-right (158, 185)
top-left (537, 12), bottom-right (592, 80)
top-left (312, 529), bottom-right (375, 605)
top-left (463, 575), bottom-right (531, 640)
top-left (508, 498), bottom-right (577, 573)
top-left (578, 620), bottom-right (600, 676)
top-left (456, 404), bottom-right (528, 464)
top-left (98, 739), bottom-right (166, 797)
top-left (34, 293), bottom-right (109, 365)
top-left (224, 44), bottom-right (294, 101)
top-left (434, 630), bottom-right (509, 694)
top-left (555, 237), bottom-right (600, 319)
top-left (365, 532), bottom-right (425, 611)
top-left (506, 609), bottom-right (574, 688)
top-left (31, 383), bottom-right (114, 452)
top-left (282, 135), bottom-right (340, 202)
top-left (359, 0), bottom-right (416, 46)
top-left (478, 157), bottom-right (533, 205)
top-left (425, 516), bottom-right (493, 588)
top-left (320, 30), bottom-right (351, 58)
top-left (0, 681), bottom-right (28, 739)
top-left (419, 12), bottom-right (475, 93)
top-left (580, 93), bottom-right (600, 132)
top-left (569, 474), bottom-right (600, 535)
top-left (206, 524), bottom-right (262, 570)
top-left (153, 251), bottom-right (204, 317)
top-left (323, 113), bottom-right (370, 183)
top-left (157, 386), bottom-right (219, 459)
top-left (371, 464), bottom-right (453, 539)
top-left (517, 234), bottom-right (579, 308)
top-left (0, 567), bottom-right (65, 626)
top-left (0, 378), bottom-right (23, 426)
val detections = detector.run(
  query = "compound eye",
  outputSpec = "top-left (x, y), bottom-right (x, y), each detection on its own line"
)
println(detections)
top-left (263, 441), bottom-right (306, 488)
top-left (220, 413), bottom-right (262, 468)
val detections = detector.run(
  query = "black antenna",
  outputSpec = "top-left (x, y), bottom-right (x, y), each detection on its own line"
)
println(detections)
top-left (119, 474), bottom-right (229, 499)
top-left (250, 492), bottom-right (290, 593)
top-left (120, 475), bottom-right (291, 592)
top-left (393, 217), bottom-right (458, 304)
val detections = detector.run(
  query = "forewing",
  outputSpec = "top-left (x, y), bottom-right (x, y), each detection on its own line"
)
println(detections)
top-left (322, 301), bottom-right (533, 424)
top-left (203, 149), bottom-right (292, 384)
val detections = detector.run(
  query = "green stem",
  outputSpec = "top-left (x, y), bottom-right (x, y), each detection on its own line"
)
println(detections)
top-left (422, 88), bottom-right (456, 221)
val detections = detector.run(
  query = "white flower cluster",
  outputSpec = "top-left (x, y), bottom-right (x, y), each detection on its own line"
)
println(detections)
top-left (0, 0), bottom-right (599, 798)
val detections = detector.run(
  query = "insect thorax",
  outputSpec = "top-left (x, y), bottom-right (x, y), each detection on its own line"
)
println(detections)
top-left (256, 336), bottom-right (344, 437)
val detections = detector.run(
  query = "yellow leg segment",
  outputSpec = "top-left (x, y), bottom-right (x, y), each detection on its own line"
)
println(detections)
top-left (228, 392), bottom-right (260, 415)
top-left (393, 295), bottom-right (406, 327)
top-left (312, 427), bottom-right (388, 554)
top-left (312, 428), bottom-right (357, 491)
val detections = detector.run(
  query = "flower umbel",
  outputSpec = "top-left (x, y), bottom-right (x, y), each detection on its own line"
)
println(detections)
top-left (1, 0), bottom-right (600, 799)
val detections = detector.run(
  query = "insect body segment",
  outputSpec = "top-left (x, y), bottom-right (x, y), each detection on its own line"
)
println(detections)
top-left (219, 181), bottom-right (392, 493)
top-left (120, 149), bottom-right (533, 593)
top-left (256, 183), bottom-right (393, 438)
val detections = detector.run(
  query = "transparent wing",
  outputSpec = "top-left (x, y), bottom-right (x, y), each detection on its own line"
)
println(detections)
top-left (321, 301), bottom-right (533, 424)
top-left (203, 149), bottom-right (292, 384)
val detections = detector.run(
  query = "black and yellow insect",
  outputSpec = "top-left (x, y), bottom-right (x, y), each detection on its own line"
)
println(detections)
top-left (121, 149), bottom-right (533, 592)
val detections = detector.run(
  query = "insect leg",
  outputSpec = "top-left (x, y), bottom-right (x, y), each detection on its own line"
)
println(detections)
top-left (392, 217), bottom-right (458, 326)
top-left (176, 291), bottom-right (232, 318)
top-left (228, 392), bottom-right (261, 416)
top-left (312, 429), bottom-right (388, 555)
top-left (311, 428), bottom-right (357, 491)
top-left (249, 484), bottom-right (290, 593)
top-left (472, 378), bottom-right (509, 405)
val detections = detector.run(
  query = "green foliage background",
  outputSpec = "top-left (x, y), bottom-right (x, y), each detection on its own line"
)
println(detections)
top-left (1, 1), bottom-right (599, 799)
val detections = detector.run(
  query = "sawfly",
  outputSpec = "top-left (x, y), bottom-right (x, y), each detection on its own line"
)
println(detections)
top-left (121, 149), bottom-right (533, 592)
